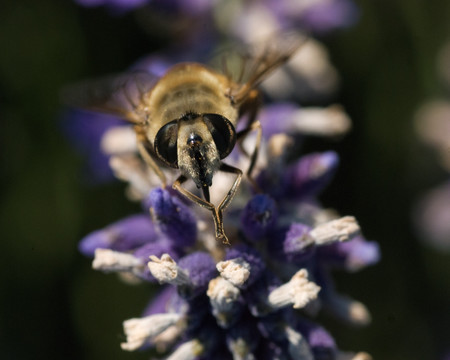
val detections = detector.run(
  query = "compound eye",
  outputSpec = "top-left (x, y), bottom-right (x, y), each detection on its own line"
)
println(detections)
top-left (154, 120), bottom-right (179, 168)
top-left (202, 114), bottom-right (236, 159)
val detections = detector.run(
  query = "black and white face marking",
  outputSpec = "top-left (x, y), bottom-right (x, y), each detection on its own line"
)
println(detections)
top-left (154, 113), bottom-right (236, 201)
top-left (177, 118), bottom-right (220, 189)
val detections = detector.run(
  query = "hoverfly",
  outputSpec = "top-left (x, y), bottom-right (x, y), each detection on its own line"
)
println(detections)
top-left (65, 33), bottom-right (306, 245)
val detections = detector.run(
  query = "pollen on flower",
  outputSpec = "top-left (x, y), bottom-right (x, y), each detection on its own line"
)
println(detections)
top-left (310, 216), bottom-right (361, 245)
top-left (121, 313), bottom-right (183, 351)
top-left (206, 277), bottom-right (240, 323)
top-left (148, 254), bottom-right (191, 286)
top-left (268, 269), bottom-right (321, 310)
top-left (92, 248), bottom-right (143, 272)
top-left (216, 258), bottom-right (251, 287)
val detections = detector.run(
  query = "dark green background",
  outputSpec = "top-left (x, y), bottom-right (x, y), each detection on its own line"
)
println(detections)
top-left (1, 1), bottom-right (449, 359)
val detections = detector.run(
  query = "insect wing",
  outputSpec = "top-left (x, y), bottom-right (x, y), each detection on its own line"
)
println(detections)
top-left (61, 71), bottom-right (159, 124)
top-left (219, 32), bottom-right (307, 104)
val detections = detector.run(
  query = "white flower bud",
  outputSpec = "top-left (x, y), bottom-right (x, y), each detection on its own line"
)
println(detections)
top-left (216, 258), bottom-right (251, 287)
top-left (310, 216), bottom-right (360, 245)
top-left (268, 269), bottom-right (320, 309)
top-left (92, 248), bottom-right (142, 273)
top-left (121, 313), bottom-right (182, 351)
top-left (148, 254), bottom-right (191, 286)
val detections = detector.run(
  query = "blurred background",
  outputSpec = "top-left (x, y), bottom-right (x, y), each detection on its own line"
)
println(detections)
top-left (1, 0), bottom-right (449, 359)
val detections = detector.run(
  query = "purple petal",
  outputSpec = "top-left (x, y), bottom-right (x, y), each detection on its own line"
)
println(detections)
top-left (141, 285), bottom-right (178, 316)
top-left (285, 151), bottom-right (339, 199)
top-left (282, 223), bottom-right (316, 263)
top-left (258, 103), bottom-right (300, 138)
top-left (296, 319), bottom-right (337, 359)
top-left (241, 194), bottom-right (278, 242)
top-left (318, 236), bottom-right (381, 271)
top-left (147, 188), bottom-right (197, 247)
top-left (300, 0), bottom-right (360, 33)
top-left (178, 252), bottom-right (216, 290)
top-left (78, 214), bottom-right (157, 256)
top-left (133, 240), bottom-right (179, 262)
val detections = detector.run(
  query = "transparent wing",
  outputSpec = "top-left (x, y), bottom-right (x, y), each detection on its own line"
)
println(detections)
top-left (213, 32), bottom-right (308, 104)
top-left (61, 71), bottom-right (159, 124)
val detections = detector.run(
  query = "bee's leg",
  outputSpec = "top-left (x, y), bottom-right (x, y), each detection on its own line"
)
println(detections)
top-left (173, 175), bottom-right (230, 245)
top-left (218, 163), bottom-right (243, 212)
top-left (137, 141), bottom-right (167, 187)
top-left (236, 121), bottom-right (262, 191)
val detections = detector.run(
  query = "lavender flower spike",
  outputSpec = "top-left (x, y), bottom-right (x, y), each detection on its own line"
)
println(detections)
top-left (73, 6), bottom-right (376, 355)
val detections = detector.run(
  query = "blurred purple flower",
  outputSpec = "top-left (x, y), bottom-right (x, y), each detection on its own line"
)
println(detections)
top-left (295, 0), bottom-right (360, 33)
top-left (74, 0), bottom-right (215, 15)
top-left (79, 213), bottom-right (157, 256)
top-left (74, 0), bottom-right (148, 12)
top-left (61, 110), bottom-right (124, 183)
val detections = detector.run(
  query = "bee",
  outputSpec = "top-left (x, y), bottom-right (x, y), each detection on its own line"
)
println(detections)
top-left (64, 33), bottom-right (305, 244)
